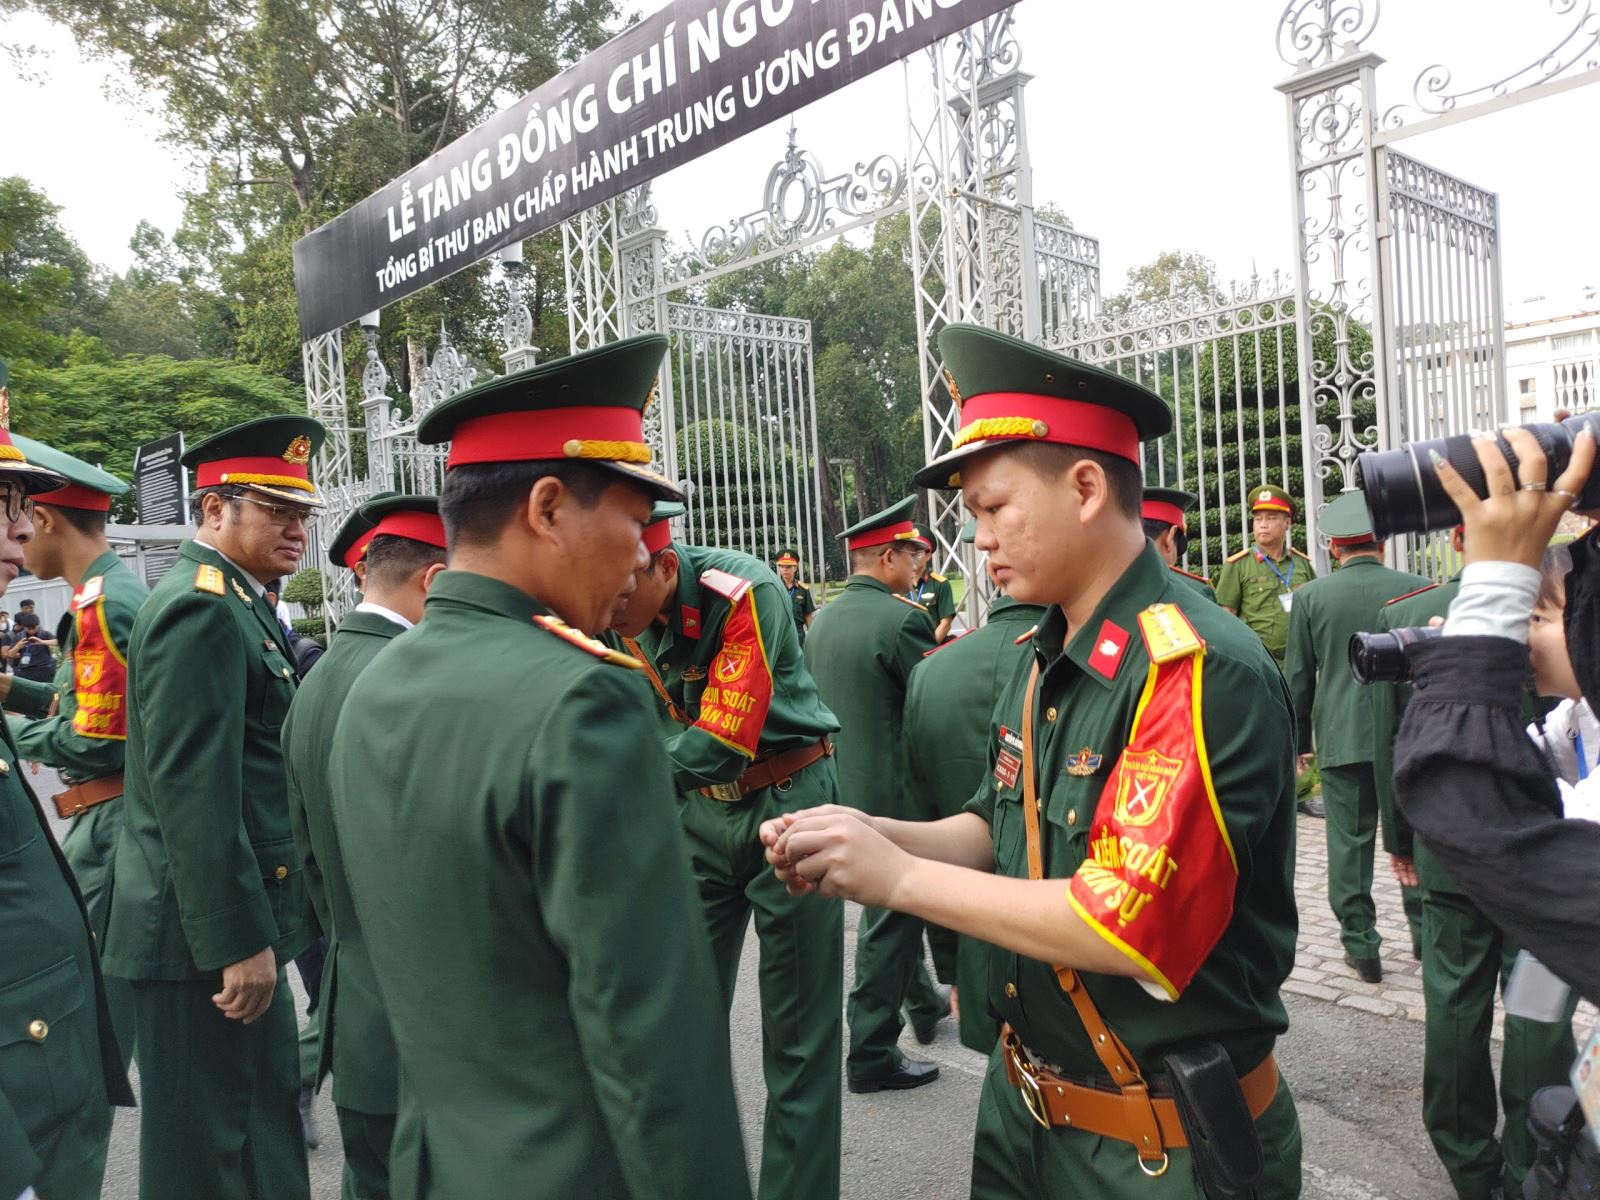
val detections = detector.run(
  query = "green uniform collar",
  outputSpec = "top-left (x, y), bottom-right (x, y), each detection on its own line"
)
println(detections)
top-left (423, 570), bottom-right (550, 625)
top-left (1034, 543), bottom-right (1168, 690)
top-left (1334, 555), bottom-right (1384, 571)
top-left (337, 608), bottom-right (406, 639)
top-left (80, 547), bottom-right (122, 589)
top-left (844, 574), bottom-right (894, 596)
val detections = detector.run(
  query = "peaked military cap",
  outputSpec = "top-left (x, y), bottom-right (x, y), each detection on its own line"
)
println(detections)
top-left (642, 500), bottom-right (686, 555)
top-left (839, 496), bottom-right (922, 553)
top-left (914, 325), bottom-right (1172, 489)
top-left (1250, 483), bottom-right (1295, 515)
top-left (12, 434), bottom-right (128, 511)
top-left (1320, 491), bottom-right (1378, 545)
top-left (184, 414), bottom-right (327, 508)
top-left (328, 490), bottom-right (394, 571)
top-left (774, 548), bottom-right (800, 566)
top-left (1142, 486), bottom-right (1198, 532)
top-left (0, 364), bottom-right (68, 495)
top-left (908, 523), bottom-right (936, 551)
top-left (416, 335), bottom-right (683, 502)
top-left (330, 492), bottom-right (446, 571)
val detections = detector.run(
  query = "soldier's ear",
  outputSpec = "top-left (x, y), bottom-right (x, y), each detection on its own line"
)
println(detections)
top-left (420, 561), bottom-right (448, 592)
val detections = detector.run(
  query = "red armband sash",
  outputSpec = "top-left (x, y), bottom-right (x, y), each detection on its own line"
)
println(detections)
top-left (693, 591), bottom-right (774, 758)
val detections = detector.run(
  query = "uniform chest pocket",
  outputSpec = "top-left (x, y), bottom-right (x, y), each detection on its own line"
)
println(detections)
top-left (1243, 575), bottom-right (1280, 595)
top-left (0, 770), bottom-right (37, 860)
top-left (257, 647), bottom-right (297, 730)
top-left (0, 956), bottom-right (95, 1133)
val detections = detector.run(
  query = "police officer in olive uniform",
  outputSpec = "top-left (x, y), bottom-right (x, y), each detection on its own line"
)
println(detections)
top-left (284, 495), bottom-right (448, 1200)
top-left (1214, 483), bottom-right (1316, 660)
top-left (774, 548), bottom-right (816, 645)
top-left (766, 325), bottom-right (1301, 1196)
top-left (5, 436), bottom-right (147, 1068)
top-left (0, 409), bottom-right (133, 1200)
top-left (1283, 492), bottom-right (1429, 984)
top-left (105, 415), bottom-right (326, 1200)
top-left (329, 337), bottom-right (750, 1199)
top-left (906, 524), bottom-right (959, 640)
top-left (804, 495), bottom-right (943, 1092)
top-left (1141, 487), bottom-right (1216, 602)
top-left (904, 517), bottom-right (1044, 1056)
top-left (609, 502), bottom-right (843, 1200)
top-left (1371, 544), bottom-right (1575, 1200)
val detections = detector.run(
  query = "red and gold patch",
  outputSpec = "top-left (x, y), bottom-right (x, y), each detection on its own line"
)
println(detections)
top-left (692, 591), bottom-right (774, 759)
top-left (283, 435), bottom-right (313, 465)
top-left (69, 591), bottom-right (128, 741)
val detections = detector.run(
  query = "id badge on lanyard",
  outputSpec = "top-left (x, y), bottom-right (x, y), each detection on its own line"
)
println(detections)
top-left (1259, 548), bottom-right (1294, 612)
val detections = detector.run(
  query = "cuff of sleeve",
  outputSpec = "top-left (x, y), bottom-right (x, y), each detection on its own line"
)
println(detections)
top-left (1443, 562), bottom-right (1541, 642)
top-left (1405, 635), bottom-right (1528, 709)
top-left (5, 675), bottom-right (54, 719)
top-left (181, 894), bottom-right (278, 973)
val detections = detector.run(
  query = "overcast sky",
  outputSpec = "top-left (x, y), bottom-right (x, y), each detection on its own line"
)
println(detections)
top-left (3, 0), bottom-right (1594, 307)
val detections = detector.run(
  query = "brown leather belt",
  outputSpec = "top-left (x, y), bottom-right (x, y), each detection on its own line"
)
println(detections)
top-left (699, 737), bottom-right (833, 802)
top-left (1002, 1026), bottom-right (1279, 1147)
top-left (52, 773), bottom-right (125, 821)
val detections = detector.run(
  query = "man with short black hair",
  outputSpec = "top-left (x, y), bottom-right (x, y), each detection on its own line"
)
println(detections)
top-left (774, 548), bottom-right (816, 644)
top-left (330, 337), bottom-right (750, 1199)
top-left (1142, 486), bottom-right (1215, 602)
top-left (906, 524), bottom-right (958, 641)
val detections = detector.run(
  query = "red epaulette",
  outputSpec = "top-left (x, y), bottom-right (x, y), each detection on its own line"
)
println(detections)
top-left (892, 593), bottom-right (928, 610)
top-left (1014, 625), bottom-right (1039, 645)
top-left (1172, 566), bottom-right (1212, 585)
top-left (1386, 583), bottom-right (1440, 606)
top-left (699, 568), bottom-right (752, 602)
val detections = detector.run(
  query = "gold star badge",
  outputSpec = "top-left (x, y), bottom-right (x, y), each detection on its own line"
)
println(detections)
top-left (943, 368), bottom-right (963, 407)
top-left (284, 436), bottom-right (313, 465)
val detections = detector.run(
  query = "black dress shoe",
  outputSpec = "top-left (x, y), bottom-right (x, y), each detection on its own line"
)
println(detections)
top-left (909, 985), bottom-right (952, 1044)
top-left (1344, 952), bottom-right (1383, 984)
top-left (1297, 796), bottom-right (1325, 819)
top-left (848, 1059), bottom-right (940, 1094)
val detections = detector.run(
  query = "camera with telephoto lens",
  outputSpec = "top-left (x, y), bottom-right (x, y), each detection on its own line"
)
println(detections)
top-left (1348, 625), bottom-right (1443, 685)
top-left (1357, 411), bottom-right (1600, 539)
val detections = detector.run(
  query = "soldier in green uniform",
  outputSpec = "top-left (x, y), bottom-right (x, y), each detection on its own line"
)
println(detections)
top-left (1370, 536), bottom-right (1574, 1199)
top-left (608, 502), bottom-right (843, 1200)
top-left (0, 405), bottom-right (133, 1200)
top-left (4, 436), bottom-right (147, 1068)
top-left (766, 325), bottom-right (1301, 1196)
top-left (906, 524), bottom-right (959, 640)
top-left (804, 495), bottom-right (944, 1092)
top-left (1213, 483), bottom-right (1316, 660)
top-left (774, 548), bottom-right (816, 644)
top-left (284, 494), bottom-right (447, 1200)
top-left (1141, 486), bottom-right (1216, 602)
top-left (105, 415), bottom-right (326, 1200)
top-left (904, 517), bottom-right (1044, 1056)
top-left (1282, 492), bottom-right (1429, 983)
top-left (329, 336), bottom-right (750, 1199)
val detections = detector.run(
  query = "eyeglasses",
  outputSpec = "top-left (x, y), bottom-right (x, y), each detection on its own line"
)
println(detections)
top-left (0, 486), bottom-right (35, 524)
top-left (236, 495), bottom-right (313, 529)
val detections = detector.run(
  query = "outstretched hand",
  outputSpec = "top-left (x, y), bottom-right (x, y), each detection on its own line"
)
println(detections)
top-left (761, 805), bottom-right (911, 906)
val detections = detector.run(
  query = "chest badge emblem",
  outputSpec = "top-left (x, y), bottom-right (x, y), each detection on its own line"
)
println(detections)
top-left (1065, 748), bottom-right (1102, 777)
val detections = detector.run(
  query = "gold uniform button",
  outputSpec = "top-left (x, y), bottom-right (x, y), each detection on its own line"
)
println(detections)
top-left (1067, 809), bottom-right (1077, 826)
top-left (1004, 982), bottom-right (1018, 999)
top-left (281, 667), bottom-right (293, 679)
top-left (27, 1019), bottom-right (47, 1041)
top-left (274, 865), bottom-right (289, 880)
top-left (1045, 707), bottom-right (1058, 722)
top-left (0, 760), bottom-right (10, 775)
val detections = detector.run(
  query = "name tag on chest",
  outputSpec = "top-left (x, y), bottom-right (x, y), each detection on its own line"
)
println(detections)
top-left (994, 748), bottom-right (1022, 790)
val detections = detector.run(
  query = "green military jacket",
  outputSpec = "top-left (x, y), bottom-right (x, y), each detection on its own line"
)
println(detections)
top-left (1214, 544), bottom-right (1318, 658)
top-left (1170, 565), bottom-right (1217, 604)
top-left (0, 714), bottom-right (133, 1197)
top-left (804, 574), bottom-right (937, 820)
top-left (329, 571), bottom-right (750, 1199)
top-left (104, 540), bottom-right (312, 980)
top-left (966, 545), bottom-right (1298, 1075)
top-left (1371, 576), bottom-right (1459, 857)
top-left (1284, 556), bottom-right (1431, 767)
top-left (786, 580), bottom-right (816, 645)
top-left (631, 545), bottom-right (838, 790)
top-left (283, 607), bottom-right (402, 1115)
top-left (9, 549), bottom-right (148, 782)
top-left (908, 571), bottom-right (958, 625)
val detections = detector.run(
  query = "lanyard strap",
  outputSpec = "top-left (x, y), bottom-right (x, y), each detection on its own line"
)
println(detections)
top-left (621, 636), bottom-right (691, 727)
top-left (1257, 548), bottom-right (1293, 591)
top-left (1577, 726), bottom-right (1590, 783)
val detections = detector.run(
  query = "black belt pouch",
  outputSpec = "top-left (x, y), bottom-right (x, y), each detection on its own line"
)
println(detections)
top-left (1162, 1043), bottom-right (1264, 1200)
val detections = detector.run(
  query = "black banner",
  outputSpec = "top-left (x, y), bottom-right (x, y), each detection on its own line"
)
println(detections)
top-left (133, 433), bottom-right (187, 526)
top-left (293, 0), bottom-right (1010, 339)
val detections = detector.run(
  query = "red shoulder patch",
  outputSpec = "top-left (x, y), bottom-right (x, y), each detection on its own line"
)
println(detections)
top-left (892, 593), bottom-right (927, 610)
top-left (699, 568), bottom-right (752, 602)
top-left (922, 630), bottom-right (970, 657)
top-left (1172, 566), bottom-right (1212, 585)
top-left (1386, 583), bottom-right (1439, 606)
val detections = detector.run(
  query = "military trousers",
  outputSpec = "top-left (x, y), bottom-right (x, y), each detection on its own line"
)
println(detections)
top-left (1417, 842), bottom-right (1577, 1200)
top-left (1320, 762), bottom-right (1382, 958)
top-left (19, 1071), bottom-right (113, 1200)
top-left (849, 904), bottom-right (947, 1080)
top-left (970, 1042), bottom-right (1303, 1198)
top-left (927, 922), bottom-right (1000, 1054)
top-left (131, 971), bottom-right (310, 1200)
top-left (680, 756), bottom-right (844, 1200)
top-left (336, 1106), bottom-right (396, 1200)
top-left (60, 798), bottom-right (135, 1067)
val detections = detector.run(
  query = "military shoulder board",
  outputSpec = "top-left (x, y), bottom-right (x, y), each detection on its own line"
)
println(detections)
top-left (1014, 625), bottom-right (1039, 645)
top-left (930, 572), bottom-right (947, 584)
top-left (1386, 583), bottom-right (1438, 606)
top-left (699, 568), bottom-right (753, 602)
top-left (531, 614), bottom-right (642, 670)
top-left (1290, 547), bottom-right (1313, 560)
top-left (1173, 567), bottom-right (1212, 585)
top-left (1224, 547), bottom-right (1252, 564)
top-left (75, 576), bottom-right (105, 607)
top-left (1137, 603), bottom-right (1205, 664)
top-left (922, 631), bottom-right (971, 657)
top-left (193, 564), bottom-right (225, 595)
top-left (892, 594), bottom-right (927, 610)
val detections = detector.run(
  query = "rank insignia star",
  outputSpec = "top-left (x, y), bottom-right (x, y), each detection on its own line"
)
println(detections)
top-left (1065, 748), bottom-right (1103, 777)
top-left (283, 435), bottom-right (313, 465)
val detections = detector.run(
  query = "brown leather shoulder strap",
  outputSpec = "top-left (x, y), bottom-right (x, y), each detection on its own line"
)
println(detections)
top-left (622, 636), bottom-right (691, 726)
top-left (1020, 659), bottom-right (1166, 1165)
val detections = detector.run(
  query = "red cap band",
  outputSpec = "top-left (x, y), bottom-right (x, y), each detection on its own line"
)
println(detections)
top-left (1251, 497), bottom-right (1293, 514)
top-left (446, 406), bottom-right (646, 467)
top-left (1329, 534), bottom-right (1377, 547)
top-left (368, 510), bottom-right (447, 550)
top-left (196, 456), bottom-right (312, 489)
top-left (343, 529), bottom-right (378, 570)
top-left (847, 521), bottom-right (919, 552)
top-left (775, 553), bottom-right (799, 566)
top-left (959, 392), bottom-right (1140, 464)
top-left (643, 519), bottom-right (674, 555)
top-left (1141, 500), bottom-right (1187, 528)
top-left (36, 483), bottom-right (113, 513)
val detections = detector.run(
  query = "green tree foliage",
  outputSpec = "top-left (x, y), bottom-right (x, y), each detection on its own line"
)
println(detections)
top-left (0, 176), bottom-right (102, 365)
top-left (1104, 250), bottom-right (1216, 315)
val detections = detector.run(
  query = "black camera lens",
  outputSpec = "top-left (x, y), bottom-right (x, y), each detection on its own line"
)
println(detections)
top-left (1348, 624), bottom-right (1444, 685)
top-left (1357, 411), bottom-right (1600, 539)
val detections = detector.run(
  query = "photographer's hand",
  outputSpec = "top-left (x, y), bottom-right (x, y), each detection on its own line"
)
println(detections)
top-left (1431, 426), bottom-right (1596, 569)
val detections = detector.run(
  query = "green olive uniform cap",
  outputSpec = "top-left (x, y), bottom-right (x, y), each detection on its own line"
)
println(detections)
top-left (1249, 483), bottom-right (1296, 516)
top-left (0, 362), bottom-right (70, 494)
top-left (838, 495), bottom-right (921, 551)
top-left (1320, 491), bottom-right (1377, 540)
top-left (11, 434), bottom-right (129, 498)
top-left (182, 414), bottom-right (328, 508)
